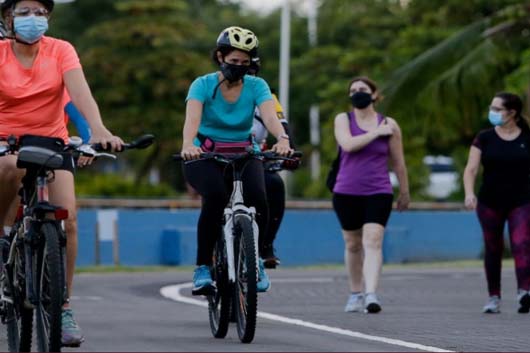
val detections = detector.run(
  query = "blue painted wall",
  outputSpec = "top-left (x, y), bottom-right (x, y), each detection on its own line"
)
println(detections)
top-left (75, 209), bottom-right (485, 267)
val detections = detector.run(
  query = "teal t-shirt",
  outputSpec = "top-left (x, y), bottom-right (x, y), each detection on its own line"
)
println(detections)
top-left (186, 72), bottom-right (273, 145)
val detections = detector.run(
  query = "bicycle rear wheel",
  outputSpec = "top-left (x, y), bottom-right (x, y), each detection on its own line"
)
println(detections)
top-left (207, 239), bottom-right (231, 338)
top-left (34, 222), bottom-right (65, 352)
top-left (234, 217), bottom-right (257, 343)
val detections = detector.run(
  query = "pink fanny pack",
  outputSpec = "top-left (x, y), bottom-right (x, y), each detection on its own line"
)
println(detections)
top-left (200, 137), bottom-right (251, 153)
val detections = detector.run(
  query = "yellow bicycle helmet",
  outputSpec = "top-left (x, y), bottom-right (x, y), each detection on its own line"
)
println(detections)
top-left (216, 26), bottom-right (259, 57)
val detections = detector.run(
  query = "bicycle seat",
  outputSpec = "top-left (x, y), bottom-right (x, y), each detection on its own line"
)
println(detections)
top-left (17, 146), bottom-right (64, 169)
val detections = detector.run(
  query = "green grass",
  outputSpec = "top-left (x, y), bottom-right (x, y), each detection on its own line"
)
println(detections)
top-left (75, 265), bottom-right (193, 274)
top-left (75, 259), bottom-right (514, 274)
top-left (292, 259), bottom-right (514, 271)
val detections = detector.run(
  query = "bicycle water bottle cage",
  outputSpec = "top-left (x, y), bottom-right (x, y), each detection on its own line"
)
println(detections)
top-left (17, 146), bottom-right (64, 169)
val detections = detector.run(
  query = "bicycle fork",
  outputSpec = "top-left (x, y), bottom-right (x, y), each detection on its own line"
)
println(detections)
top-left (223, 180), bottom-right (260, 284)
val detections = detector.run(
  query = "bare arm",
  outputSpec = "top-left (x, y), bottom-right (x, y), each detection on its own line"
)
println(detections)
top-left (463, 146), bottom-right (481, 210)
top-left (258, 99), bottom-right (292, 155)
top-left (180, 99), bottom-right (203, 160)
top-left (64, 69), bottom-right (123, 150)
top-left (334, 113), bottom-right (392, 152)
top-left (388, 118), bottom-right (410, 211)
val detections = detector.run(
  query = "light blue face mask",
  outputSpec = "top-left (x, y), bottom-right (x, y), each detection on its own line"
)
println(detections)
top-left (488, 110), bottom-right (505, 126)
top-left (14, 15), bottom-right (48, 44)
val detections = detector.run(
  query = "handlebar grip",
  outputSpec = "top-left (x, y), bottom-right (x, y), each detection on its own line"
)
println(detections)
top-left (92, 143), bottom-right (109, 152)
top-left (93, 134), bottom-right (155, 152)
top-left (126, 134), bottom-right (155, 150)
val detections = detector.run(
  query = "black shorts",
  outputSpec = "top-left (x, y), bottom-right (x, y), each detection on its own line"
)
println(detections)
top-left (332, 193), bottom-right (394, 231)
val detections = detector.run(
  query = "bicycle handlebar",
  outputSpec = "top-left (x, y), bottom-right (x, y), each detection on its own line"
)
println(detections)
top-left (91, 134), bottom-right (155, 152)
top-left (0, 134), bottom-right (155, 159)
top-left (173, 150), bottom-right (303, 162)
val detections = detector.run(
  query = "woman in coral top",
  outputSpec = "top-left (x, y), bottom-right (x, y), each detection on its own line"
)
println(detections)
top-left (0, 0), bottom-right (123, 346)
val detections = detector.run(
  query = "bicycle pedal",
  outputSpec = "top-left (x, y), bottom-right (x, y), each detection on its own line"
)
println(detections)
top-left (263, 260), bottom-right (280, 269)
top-left (191, 284), bottom-right (216, 296)
top-left (62, 342), bottom-right (82, 348)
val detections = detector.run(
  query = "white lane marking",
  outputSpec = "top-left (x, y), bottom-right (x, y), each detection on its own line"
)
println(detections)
top-left (70, 295), bottom-right (103, 301)
top-left (160, 283), bottom-right (453, 353)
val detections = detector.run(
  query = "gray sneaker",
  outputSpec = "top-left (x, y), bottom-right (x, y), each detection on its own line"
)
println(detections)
top-left (364, 293), bottom-right (382, 313)
top-left (61, 308), bottom-right (84, 347)
top-left (517, 290), bottom-right (530, 314)
top-left (483, 295), bottom-right (501, 313)
top-left (344, 293), bottom-right (364, 312)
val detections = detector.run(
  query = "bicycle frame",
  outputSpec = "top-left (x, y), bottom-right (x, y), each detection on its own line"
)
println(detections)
top-left (222, 164), bottom-right (260, 284)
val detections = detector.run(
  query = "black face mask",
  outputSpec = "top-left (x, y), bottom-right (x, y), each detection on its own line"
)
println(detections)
top-left (220, 62), bottom-right (249, 83)
top-left (350, 91), bottom-right (373, 109)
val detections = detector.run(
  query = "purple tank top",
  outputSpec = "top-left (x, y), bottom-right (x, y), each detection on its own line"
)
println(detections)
top-left (333, 111), bottom-right (393, 196)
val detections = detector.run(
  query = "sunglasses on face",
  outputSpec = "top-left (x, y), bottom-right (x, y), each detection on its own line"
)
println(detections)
top-left (12, 7), bottom-right (49, 17)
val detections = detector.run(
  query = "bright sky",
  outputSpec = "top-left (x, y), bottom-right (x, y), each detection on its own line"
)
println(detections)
top-left (234, 0), bottom-right (317, 16)
top-left (238, 0), bottom-right (284, 12)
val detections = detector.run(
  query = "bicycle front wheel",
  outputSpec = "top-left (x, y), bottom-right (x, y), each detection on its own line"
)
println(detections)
top-left (34, 222), bottom-right (65, 352)
top-left (234, 216), bottom-right (257, 343)
top-left (4, 230), bottom-right (33, 352)
top-left (5, 302), bottom-right (33, 352)
top-left (207, 239), bottom-right (231, 339)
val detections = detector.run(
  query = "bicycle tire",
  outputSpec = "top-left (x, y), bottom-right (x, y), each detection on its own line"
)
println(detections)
top-left (6, 303), bottom-right (33, 352)
top-left (4, 230), bottom-right (33, 352)
top-left (233, 216), bottom-right (257, 343)
top-left (207, 239), bottom-right (231, 338)
top-left (35, 222), bottom-right (64, 352)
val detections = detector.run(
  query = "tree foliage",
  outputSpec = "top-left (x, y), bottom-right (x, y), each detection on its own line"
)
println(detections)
top-left (47, 0), bottom-right (530, 199)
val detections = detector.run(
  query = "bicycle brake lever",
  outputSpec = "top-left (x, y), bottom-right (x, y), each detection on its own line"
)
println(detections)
top-left (96, 153), bottom-right (117, 160)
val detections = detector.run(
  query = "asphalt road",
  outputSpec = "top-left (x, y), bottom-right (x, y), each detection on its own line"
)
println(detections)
top-left (0, 266), bottom-right (528, 352)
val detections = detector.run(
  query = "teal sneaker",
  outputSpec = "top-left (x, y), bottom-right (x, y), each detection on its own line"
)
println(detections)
top-left (61, 308), bottom-right (84, 347)
top-left (257, 259), bottom-right (271, 293)
top-left (192, 265), bottom-right (215, 296)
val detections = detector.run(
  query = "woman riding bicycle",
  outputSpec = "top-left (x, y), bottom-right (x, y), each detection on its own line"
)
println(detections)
top-left (0, 0), bottom-right (123, 346)
top-left (180, 26), bottom-right (292, 295)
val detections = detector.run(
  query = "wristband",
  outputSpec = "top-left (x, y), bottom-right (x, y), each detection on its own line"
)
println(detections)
top-left (278, 133), bottom-right (290, 140)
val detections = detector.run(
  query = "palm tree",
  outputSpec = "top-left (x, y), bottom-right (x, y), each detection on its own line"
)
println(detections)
top-left (380, 3), bottom-right (530, 148)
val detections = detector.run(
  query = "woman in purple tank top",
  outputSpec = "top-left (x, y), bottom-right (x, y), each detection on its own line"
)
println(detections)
top-left (332, 76), bottom-right (410, 314)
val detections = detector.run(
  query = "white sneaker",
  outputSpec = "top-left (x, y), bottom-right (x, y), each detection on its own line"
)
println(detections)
top-left (483, 295), bottom-right (501, 313)
top-left (517, 290), bottom-right (530, 314)
top-left (364, 293), bottom-right (382, 313)
top-left (344, 293), bottom-right (364, 312)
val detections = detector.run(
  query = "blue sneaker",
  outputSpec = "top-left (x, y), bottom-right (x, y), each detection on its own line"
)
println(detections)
top-left (257, 259), bottom-right (271, 293)
top-left (61, 308), bottom-right (84, 347)
top-left (192, 265), bottom-right (215, 296)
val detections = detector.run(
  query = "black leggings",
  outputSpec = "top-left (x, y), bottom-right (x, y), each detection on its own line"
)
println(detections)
top-left (264, 171), bottom-right (285, 248)
top-left (183, 159), bottom-right (269, 266)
